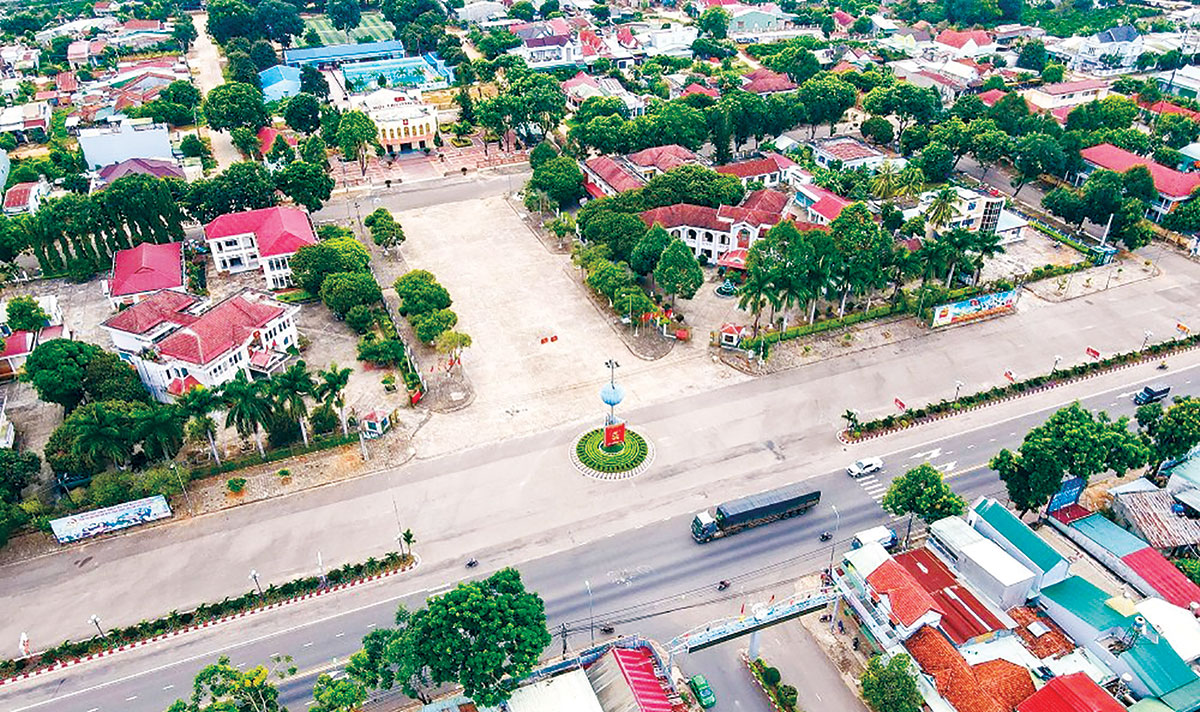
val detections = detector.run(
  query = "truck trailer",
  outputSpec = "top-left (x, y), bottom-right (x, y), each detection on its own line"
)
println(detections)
top-left (691, 483), bottom-right (821, 543)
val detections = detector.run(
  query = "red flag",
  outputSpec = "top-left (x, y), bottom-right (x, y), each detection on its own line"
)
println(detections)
top-left (894, 397), bottom-right (907, 411)
top-left (1086, 346), bottom-right (1100, 359)
top-left (740, 602), bottom-right (745, 615)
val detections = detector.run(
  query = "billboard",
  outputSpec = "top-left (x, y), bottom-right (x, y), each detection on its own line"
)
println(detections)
top-left (50, 495), bottom-right (172, 544)
top-left (1046, 477), bottom-right (1085, 515)
top-left (931, 289), bottom-right (1019, 328)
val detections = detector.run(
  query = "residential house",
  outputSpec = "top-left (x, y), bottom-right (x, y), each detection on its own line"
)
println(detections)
top-left (104, 241), bottom-right (185, 308)
top-left (0, 295), bottom-right (67, 381)
top-left (1111, 485), bottom-right (1200, 555)
top-left (2, 178), bottom-right (50, 216)
top-left (204, 206), bottom-right (318, 289)
top-left (352, 88), bottom-right (438, 153)
top-left (256, 126), bottom-right (298, 167)
top-left (0, 45), bottom-right (41, 76)
top-left (101, 289), bottom-right (299, 401)
top-left (107, 19), bottom-right (173, 50)
top-left (837, 542), bottom-right (945, 647)
top-left (580, 144), bottom-right (701, 197)
top-left (715, 152), bottom-right (802, 187)
top-left (578, 28), bottom-right (638, 69)
top-left (1023, 79), bottom-right (1109, 112)
top-left (78, 119), bottom-right (173, 171)
top-left (455, 1), bottom-right (507, 24)
top-left (1061, 25), bottom-right (1143, 74)
top-left (727, 4), bottom-right (797, 39)
top-left (928, 516), bottom-right (1036, 610)
top-left (1156, 64), bottom-right (1200, 100)
top-left (623, 144), bottom-right (699, 179)
top-left (903, 186), bottom-right (1014, 240)
top-left (905, 625), bottom-right (1037, 712)
top-left (794, 183), bottom-right (852, 225)
top-left (259, 65), bottom-right (303, 103)
top-left (91, 157), bottom-right (185, 191)
top-left (1039, 575), bottom-right (1200, 704)
top-left (639, 189), bottom-right (797, 260)
top-left (967, 498), bottom-right (1070, 595)
top-left (1016, 672), bottom-right (1124, 712)
top-left (992, 24), bottom-right (1046, 45)
top-left (508, 19), bottom-right (584, 69)
top-left (894, 548), bottom-right (1008, 645)
top-left (633, 23), bottom-right (698, 58)
top-left (34, 17), bottom-right (116, 44)
top-left (933, 29), bottom-right (998, 58)
top-left (1076, 143), bottom-right (1200, 223)
top-left (741, 67), bottom-right (797, 95)
top-left (810, 135), bottom-right (895, 171)
top-left (0, 101), bottom-right (50, 141)
top-left (562, 71), bottom-right (645, 117)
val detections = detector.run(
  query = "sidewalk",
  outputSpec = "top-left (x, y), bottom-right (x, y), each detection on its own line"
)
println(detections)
top-left (3, 251), bottom-right (1200, 648)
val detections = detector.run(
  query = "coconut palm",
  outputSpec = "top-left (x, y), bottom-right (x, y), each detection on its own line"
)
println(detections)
top-left (940, 227), bottom-right (977, 287)
top-left (967, 228), bottom-right (1006, 284)
top-left (737, 244), bottom-right (776, 337)
top-left (894, 167), bottom-right (926, 203)
top-left (870, 161), bottom-right (901, 200)
top-left (176, 386), bottom-right (223, 464)
top-left (924, 187), bottom-right (962, 238)
top-left (222, 372), bottom-right (272, 457)
top-left (402, 528), bottom-right (415, 556)
top-left (887, 243), bottom-right (924, 298)
top-left (316, 362), bottom-right (352, 436)
top-left (133, 404), bottom-right (185, 461)
top-left (70, 403), bottom-right (132, 470)
top-left (272, 361), bottom-right (316, 447)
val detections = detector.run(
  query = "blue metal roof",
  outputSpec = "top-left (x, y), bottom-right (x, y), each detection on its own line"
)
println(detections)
top-left (258, 64), bottom-right (301, 86)
top-left (1071, 513), bottom-right (1151, 558)
top-left (283, 40), bottom-right (405, 65)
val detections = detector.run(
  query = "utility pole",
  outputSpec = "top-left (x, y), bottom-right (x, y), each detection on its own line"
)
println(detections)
top-left (560, 623), bottom-right (568, 657)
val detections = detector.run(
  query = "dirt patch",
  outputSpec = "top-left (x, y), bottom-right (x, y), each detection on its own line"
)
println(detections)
top-left (720, 314), bottom-right (925, 375)
top-left (1023, 255), bottom-right (1158, 303)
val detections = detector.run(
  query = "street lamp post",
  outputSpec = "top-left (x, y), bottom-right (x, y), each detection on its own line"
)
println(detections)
top-left (827, 505), bottom-right (840, 574)
top-left (170, 463), bottom-right (193, 515)
top-left (1052, 354), bottom-right (1062, 374)
top-left (585, 579), bottom-right (595, 643)
top-left (954, 380), bottom-right (964, 402)
top-left (249, 569), bottom-right (263, 596)
top-left (89, 615), bottom-right (104, 638)
top-left (1142, 330), bottom-right (1153, 351)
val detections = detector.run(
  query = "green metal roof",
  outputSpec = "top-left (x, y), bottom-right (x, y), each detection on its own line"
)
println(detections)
top-left (1127, 637), bottom-right (1199, 700)
top-left (1129, 700), bottom-right (1177, 712)
top-left (1039, 575), bottom-right (1129, 631)
top-left (973, 499), bottom-right (1066, 572)
top-left (1161, 677), bottom-right (1200, 712)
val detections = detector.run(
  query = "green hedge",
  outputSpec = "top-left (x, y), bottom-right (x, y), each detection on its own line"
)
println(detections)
top-left (275, 289), bottom-right (316, 304)
top-left (1029, 219), bottom-right (1092, 255)
top-left (189, 432), bottom-right (358, 479)
top-left (849, 333), bottom-right (1200, 438)
top-left (575, 428), bottom-right (649, 473)
top-left (0, 551), bottom-right (414, 679)
top-left (741, 302), bottom-right (906, 351)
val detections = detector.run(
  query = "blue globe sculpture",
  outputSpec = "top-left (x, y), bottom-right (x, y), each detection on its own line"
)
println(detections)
top-left (600, 382), bottom-right (625, 407)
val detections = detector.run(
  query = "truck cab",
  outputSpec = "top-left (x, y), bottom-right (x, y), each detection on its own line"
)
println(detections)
top-left (852, 526), bottom-right (899, 551)
top-left (692, 511), bottom-right (719, 543)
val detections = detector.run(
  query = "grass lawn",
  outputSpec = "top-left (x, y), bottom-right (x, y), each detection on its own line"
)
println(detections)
top-left (302, 12), bottom-right (396, 46)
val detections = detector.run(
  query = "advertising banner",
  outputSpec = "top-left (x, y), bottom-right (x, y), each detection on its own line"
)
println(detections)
top-left (1047, 477), bottom-right (1086, 514)
top-left (931, 289), bottom-right (1019, 328)
top-left (49, 495), bottom-right (172, 544)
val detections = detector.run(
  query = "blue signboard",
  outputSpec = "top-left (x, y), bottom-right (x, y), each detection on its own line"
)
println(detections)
top-left (1046, 477), bottom-right (1085, 514)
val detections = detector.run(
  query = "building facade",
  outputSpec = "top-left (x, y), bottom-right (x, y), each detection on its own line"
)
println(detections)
top-left (204, 206), bottom-right (318, 289)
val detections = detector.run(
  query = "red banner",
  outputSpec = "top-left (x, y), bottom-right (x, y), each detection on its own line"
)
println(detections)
top-left (1086, 347), bottom-right (1100, 359)
top-left (1004, 370), bottom-right (1015, 382)
top-left (604, 422), bottom-right (626, 447)
top-left (894, 398), bottom-right (907, 411)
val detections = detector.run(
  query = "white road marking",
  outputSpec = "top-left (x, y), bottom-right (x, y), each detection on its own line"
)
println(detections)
top-left (937, 461), bottom-right (957, 472)
top-left (366, 623), bottom-right (377, 628)
top-left (334, 632), bottom-right (345, 638)
top-left (989, 438), bottom-right (997, 442)
top-left (303, 642), bottom-right (314, 647)
top-left (967, 444), bottom-right (975, 450)
top-left (126, 696), bottom-right (137, 702)
top-left (162, 684), bottom-right (174, 690)
top-left (85, 708), bottom-right (98, 712)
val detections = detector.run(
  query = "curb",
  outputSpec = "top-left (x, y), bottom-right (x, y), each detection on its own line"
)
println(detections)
top-left (0, 557), bottom-right (421, 687)
top-left (838, 344), bottom-right (1200, 444)
top-left (569, 430), bottom-right (657, 481)
top-left (741, 651), bottom-right (786, 712)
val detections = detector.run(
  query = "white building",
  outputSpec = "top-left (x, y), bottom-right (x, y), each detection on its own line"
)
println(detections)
top-left (810, 136), bottom-right (897, 172)
top-left (904, 186), bottom-right (1005, 236)
top-left (77, 118), bottom-right (173, 171)
top-left (101, 289), bottom-right (299, 401)
top-left (1023, 79), bottom-right (1109, 112)
top-left (204, 206), bottom-right (318, 290)
top-left (1061, 25), bottom-right (1143, 74)
top-left (351, 88), bottom-right (439, 153)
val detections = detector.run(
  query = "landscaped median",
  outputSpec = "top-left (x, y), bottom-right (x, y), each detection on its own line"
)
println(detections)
top-left (842, 333), bottom-right (1200, 443)
top-left (0, 550), bottom-right (417, 684)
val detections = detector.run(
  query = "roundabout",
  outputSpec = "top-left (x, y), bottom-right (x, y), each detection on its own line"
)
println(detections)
top-left (570, 427), bottom-right (655, 480)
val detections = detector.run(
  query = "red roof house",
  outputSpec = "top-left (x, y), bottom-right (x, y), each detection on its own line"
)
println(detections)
top-left (935, 29), bottom-right (994, 50)
top-left (257, 126), bottom-right (298, 157)
top-left (102, 290), bottom-right (200, 336)
top-left (582, 155), bottom-right (644, 197)
top-left (866, 559), bottom-right (945, 628)
top-left (2, 180), bottom-right (49, 216)
top-left (1080, 143), bottom-right (1200, 199)
top-left (585, 646), bottom-right (673, 712)
top-left (107, 242), bottom-right (185, 305)
top-left (625, 144), bottom-right (698, 175)
top-left (906, 625), bottom-right (1036, 712)
top-left (95, 157), bottom-right (186, 187)
top-left (715, 153), bottom-right (799, 186)
top-left (895, 549), bottom-right (1005, 644)
top-left (1016, 672), bottom-right (1124, 712)
top-left (1121, 547), bottom-right (1200, 609)
top-left (682, 82), bottom-right (719, 99)
top-left (157, 294), bottom-right (286, 366)
top-left (742, 68), bottom-right (797, 95)
top-left (204, 207), bottom-right (317, 289)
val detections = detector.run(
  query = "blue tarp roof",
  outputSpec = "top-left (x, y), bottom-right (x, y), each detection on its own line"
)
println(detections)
top-left (1071, 513), bottom-right (1151, 558)
top-left (283, 40), bottom-right (404, 65)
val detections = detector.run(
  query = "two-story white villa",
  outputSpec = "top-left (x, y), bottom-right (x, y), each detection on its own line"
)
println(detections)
top-left (100, 289), bottom-right (299, 401)
top-left (204, 206), bottom-right (317, 290)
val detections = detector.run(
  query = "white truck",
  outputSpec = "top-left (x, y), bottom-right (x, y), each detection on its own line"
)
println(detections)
top-left (852, 526), bottom-right (899, 551)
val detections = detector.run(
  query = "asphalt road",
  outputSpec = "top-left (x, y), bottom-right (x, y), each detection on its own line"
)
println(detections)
top-left (6, 363), bottom-right (1196, 712)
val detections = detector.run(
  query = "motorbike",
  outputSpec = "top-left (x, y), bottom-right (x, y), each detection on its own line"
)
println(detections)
top-left (717, 580), bottom-right (731, 591)
top-left (600, 624), bottom-right (615, 634)
top-left (819, 531), bottom-right (833, 542)
top-left (1158, 362), bottom-right (1170, 370)
top-left (466, 558), bottom-right (478, 568)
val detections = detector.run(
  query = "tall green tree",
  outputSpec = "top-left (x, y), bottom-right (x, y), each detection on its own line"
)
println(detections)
top-left (653, 238), bottom-right (703, 305)
top-left (272, 361), bottom-right (315, 446)
top-left (133, 404), bottom-right (185, 461)
top-left (629, 223), bottom-right (672, 277)
top-left (275, 161), bottom-right (334, 212)
top-left (176, 386), bottom-right (224, 464)
top-left (991, 403), bottom-right (1149, 515)
top-left (327, 0), bottom-right (362, 35)
top-left (337, 110), bottom-right (380, 175)
top-left (1147, 398), bottom-right (1200, 466)
top-left (317, 363), bottom-right (352, 436)
top-left (21, 339), bottom-right (97, 410)
top-left (68, 402), bottom-right (134, 469)
top-left (222, 372), bottom-right (273, 456)
top-left (203, 82), bottom-right (269, 132)
top-left (882, 463), bottom-right (966, 545)
top-left (167, 655), bottom-right (295, 712)
top-left (861, 654), bottom-right (923, 712)
top-left (697, 7), bottom-right (731, 38)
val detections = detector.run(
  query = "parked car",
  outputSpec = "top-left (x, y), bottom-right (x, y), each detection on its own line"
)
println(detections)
top-left (1133, 384), bottom-right (1171, 405)
top-left (689, 674), bottom-right (717, 708)
top-left (847, 457), bottom-right (884, 478)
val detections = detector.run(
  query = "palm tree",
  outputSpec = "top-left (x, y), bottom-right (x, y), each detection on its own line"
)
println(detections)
top-left (940, 228), bottom-right (977, 287)
top-left (925, 187), bottom-right (963, 237)
top-left (133, 404), bottom-right (185, 461)
top-left (272, 361), bottom-right (316, 447)
top-left (70, 404), bottom-right (132, 470)
top-left (316, 363), bottom-right (352, 437)
top-left (887, 243), bottom-right (923, 299)
top-left (402, 529), bottom-right (415, 557)
top-left (870, 161), bottom-right (901, 200)
top-left (894, 167), bottom-right (925, 204)
top-left (176, 386), bottom-right (223, 464)
top-left (222, 372), bottom-right (272, 457)
top-left (968, 229), bottom-right (1006, 284)
top-left (737, 247), bottom-right (775, 337)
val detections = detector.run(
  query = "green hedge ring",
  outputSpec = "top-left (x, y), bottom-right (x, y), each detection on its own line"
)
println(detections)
top-left (571, 428), bottom-right (654, 480)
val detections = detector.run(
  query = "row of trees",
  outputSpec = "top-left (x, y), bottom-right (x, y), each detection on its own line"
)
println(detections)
top-left (394, 269), bottom-right (464, 344)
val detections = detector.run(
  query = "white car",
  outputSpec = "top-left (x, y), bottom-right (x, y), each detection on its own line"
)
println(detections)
top-left (847, 457), bottom-right (884, 478)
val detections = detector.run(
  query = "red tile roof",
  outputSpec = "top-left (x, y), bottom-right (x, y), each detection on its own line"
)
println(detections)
top-left (866, 559), bottom-right (944, 627)
top-left (1139, 98), bottom-right (1200, 120)
top-left (1007, 607), bottom-right (1075, 659)
top-left (974, 659), bottom-right (1036, 711)
top-left (109, 242), bottom-right (183, 298)
top-left (583, 155), bottom-right (643, 193)
top-left (817, 137), bottom-right (882, 162)
top-left (257, 126), bottom-right (298, 155)
top-left (716, 152), bottom-right (796, 179)
top-left (3, 182), bottom-right (35, 211)
top-left (204, 207), bottom-right (316, 258)
top-left (936, 29), bottom-right (993, 49)
top-left (742, 68), bottom-right (797, 94)
top-left (1121, 547), bottom-right (1200, 609)
top-left (895, 549), bottom-right (1005, 644)
top-left (906, 626), bottom-right (1034, 712)
top-left (642, 203), bottom-right (727, 232)
top-left (157, 294), bottom-right (285, 365)
top-left (625, 144), bottom-right (697, 173)
top-left (102, 289), bottom-right (200, 335)
top-left (97, 157), bottom-right (185, 184)
top-left (716, 204), bottom-right (783, 227)
top-left (682, 82), bottom-right (719, 98)
top-left (122, 19), bottom-right (163, 31)
top-left (832, 9), bottom-right (854, 26)
top-left (55, 71), bottom-right (78, 92)
top-left (1016, 672), bottom-right (1124, 712)
top-left (0, 330), bottom-right (35, 359)
top-left (802, 185), bottom-right (853, 221)
top-left (1080, 143), bottom-right (1200, 198)
top-left (742, 188), bottom-right (790, 214)
top-left (1035, 79), bottom-right (1108, 96)
top-left (562, 70), bottom-right (601, 91)
top-left (606, 647), bottom-right (674, 712)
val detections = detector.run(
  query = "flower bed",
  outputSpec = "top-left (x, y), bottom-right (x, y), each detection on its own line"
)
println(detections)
top-left (0, 551), bottom-right (415, 681)
top-left (845, 333), bottom-right (1200, 441)
top-left (575, 428), bottom-right (649, 473)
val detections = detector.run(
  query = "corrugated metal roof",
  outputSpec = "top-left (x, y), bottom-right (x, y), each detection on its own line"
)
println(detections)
top-left (973, 499), bottom-right (1065, 573)
top-left (960, 539), bottom-right (1035, 587)
top-left (1070, 513), bottom-right (1150, 558)
top-left (930, 516), bottom-right (985, 556)
top-left (1117, 490), bottom-right (1200, 549)
top-left (1122, 548), bottom-right (1200, 609)
top-left (895, 549), bottom-right (1004, 644)
top-left (1124, 636), bottom-right (1198, 698)
top-left (1138, 598), bottom-right (1200, 663)
top-left (1039, 576), bottom-right (1129, 631)
top-left (1160, 677), bottom-right (1200, 712)
top-left (1016, 672), bottom-right (1124, 712)
top-left (506, 669), bottom-right (605, 712)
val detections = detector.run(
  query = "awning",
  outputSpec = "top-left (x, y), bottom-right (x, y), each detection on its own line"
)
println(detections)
top-left (716, 248), bottom-right (748, 270)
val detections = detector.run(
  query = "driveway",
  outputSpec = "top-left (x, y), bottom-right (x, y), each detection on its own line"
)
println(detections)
top-left (187, 12), bottom-right (240, 170)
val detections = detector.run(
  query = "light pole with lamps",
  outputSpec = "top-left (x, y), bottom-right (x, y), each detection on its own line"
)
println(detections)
top-left (954, 380), bottom-right (964, 402)
top-left (249, 569), bottom-right (263, 596)
top-left (170, 462), bottom-right (193, 515)
top-left (89, 615), bottom-right (104, 638)
top-left (584, 579), bottom-right (595, 642)
top-left (1052, 354), bottom-right (1062, 374)
top-left (827, 505), bottom-right (840, 574)
top-left (1142, 330), bottom-right (1153, 351)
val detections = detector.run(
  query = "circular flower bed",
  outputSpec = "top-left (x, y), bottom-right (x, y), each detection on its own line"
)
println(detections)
top-left (574, 428), bottom-right (650, 474)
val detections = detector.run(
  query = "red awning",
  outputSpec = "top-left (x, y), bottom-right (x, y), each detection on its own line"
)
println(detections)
top-left (716, 248), bottom-right (748, 270)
